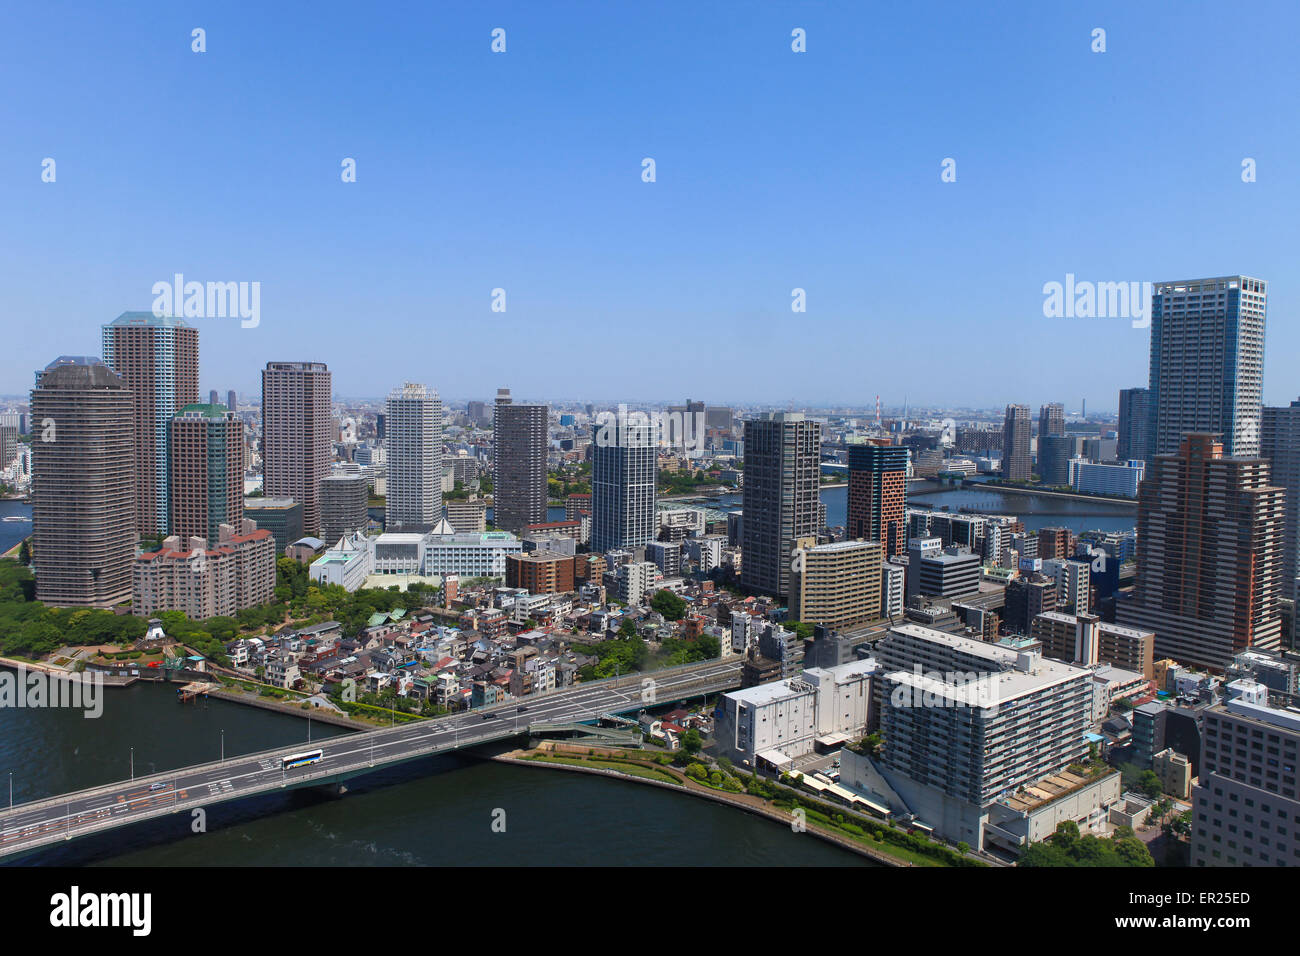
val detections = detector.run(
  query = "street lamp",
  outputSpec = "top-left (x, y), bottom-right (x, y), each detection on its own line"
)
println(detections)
top-left (220, 729), bottom-right (225, 766)
top-left (130, 747), bottom-right (134, 781)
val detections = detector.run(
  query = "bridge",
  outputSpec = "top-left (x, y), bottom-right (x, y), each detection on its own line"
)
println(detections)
top-left (0, 658), bottom-right (741, 860)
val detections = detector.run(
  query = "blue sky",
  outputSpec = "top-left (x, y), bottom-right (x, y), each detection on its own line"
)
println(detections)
top-left (3, 0), bottom-right (1298, 410)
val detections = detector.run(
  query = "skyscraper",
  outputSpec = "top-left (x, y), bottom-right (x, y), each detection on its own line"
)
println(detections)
top-left (1117, 386), bottom-right (1152, 464)
top-left (1038, 402), bottom-right (1064, 440)
top-left (1002, 404), bottom-right (1031, 481)
top-left (1149, 276), bottom-right (1267, 458)
top-left (321, 474), bottom-right (371, 544)
top-left (846, 440), bottom-right (908, 557)
top-left (261, 361), bottom-right (332, 535)
top-left (29, 357), bottom-right (135, 607)
top-left (226, 390), bottom-right (237, 412)
top-left (169, 404), bottom-right (244, 544)
top-left (591, 412), bottom-right (658, 554)
top-left (385, 382), bottom-right (442, 531)
top-left (101, 312), bottom-right (199, 536)
top-left (1117, 434), bottom-right (1284, 669)
top-left (741, 412), bottom-right (821, 598)
top-left (492, 387), bottom-right (548, 533)
top-left (1262, 400), bottom-right (1300, 621)
top-left (1038, 434), bottom-right (1074, 487)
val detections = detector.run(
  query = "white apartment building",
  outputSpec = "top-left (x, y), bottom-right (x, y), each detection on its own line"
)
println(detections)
top-left (717, 658), bottom-right (877, 768)
top-left (615, 560), bottom-right (660, 607)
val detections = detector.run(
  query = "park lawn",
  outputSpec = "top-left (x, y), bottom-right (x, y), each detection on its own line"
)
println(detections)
top-left (526, 752), bottom-right (683, 785)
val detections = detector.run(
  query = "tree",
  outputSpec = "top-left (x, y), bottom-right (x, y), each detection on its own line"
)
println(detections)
top-left (682, 728), bottom-right (702, 755)
top-left (650, 589), bottom-right (686, 621)
top-left (1137, 769), bottom-right (1163, 800)
top-left (787, 620), bottom-right (814, 641)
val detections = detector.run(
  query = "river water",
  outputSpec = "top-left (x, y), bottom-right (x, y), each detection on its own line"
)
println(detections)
top-left (688, 484), bottom-right (1135, 536)
top-left (0, 683), bottom-right (863, 866)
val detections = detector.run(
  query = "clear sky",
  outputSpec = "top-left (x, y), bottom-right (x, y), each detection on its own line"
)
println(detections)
top-left (3, 1), bottom-right (1298, 411)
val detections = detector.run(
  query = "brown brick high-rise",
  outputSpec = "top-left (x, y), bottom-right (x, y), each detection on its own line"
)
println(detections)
top-left (847, 440), bottom-right (909, 557)
top-left (1117, 433), bottom-right (1284, 670)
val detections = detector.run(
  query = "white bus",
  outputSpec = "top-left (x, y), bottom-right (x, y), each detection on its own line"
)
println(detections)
top-left (281, 749), bottom-right (324, 770)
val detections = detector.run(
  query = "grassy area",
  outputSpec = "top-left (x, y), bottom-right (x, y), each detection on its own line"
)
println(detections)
top-left (525, 752), bottom-right (683, 785)
top-left (796, 806), bottom-right (946, 867)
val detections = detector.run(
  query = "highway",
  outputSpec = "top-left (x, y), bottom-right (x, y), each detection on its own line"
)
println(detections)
top-left (0, 657), bottom-right (741, 859)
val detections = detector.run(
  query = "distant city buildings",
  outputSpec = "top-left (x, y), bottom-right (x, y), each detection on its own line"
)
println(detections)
top-left (1002, 404), bottom-right (1031, 481)
top-left (1037, 434), bottom-right (1073, 486)
top-left (1038, 402), bottom-right (1064, 440)
top-left (1117, 386), bottom-right (1152, 464)
top-left (1069, 458), bottom-right (1145, 498)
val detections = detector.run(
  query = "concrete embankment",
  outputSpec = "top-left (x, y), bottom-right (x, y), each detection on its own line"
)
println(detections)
top-left (0, 656), bottom-right (137, 686)
top-left (204, 688), bottom-right (369, 731)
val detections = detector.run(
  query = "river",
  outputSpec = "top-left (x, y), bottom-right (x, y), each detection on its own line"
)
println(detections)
top-left (687, 484), bottom-right (1135, 536)
top-left (0, 682), bottom-right (863, 866)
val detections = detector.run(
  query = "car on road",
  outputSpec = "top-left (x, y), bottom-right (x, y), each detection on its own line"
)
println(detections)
top-left (148, 783), bottom-right (168, 792)
top-left (481, 712), bottom-right (497, 720)
top-left (517, 705), bottom-right (528, 712)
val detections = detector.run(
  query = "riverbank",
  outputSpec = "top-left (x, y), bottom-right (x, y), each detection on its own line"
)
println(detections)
top-left (206, 687), bottom-right (367, 731)
top-left (0, 655), bottom-right (137, 686)
top-left (495, 750), bottom-right (906, 866)
top-left (957, 480), bottom-right (1137, 506)
top-left (494, 742), bottom-right (981, 867)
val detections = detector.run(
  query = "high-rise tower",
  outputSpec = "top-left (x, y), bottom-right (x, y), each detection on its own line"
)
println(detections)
top-left (29, 357), bottom-right (136, 607)
top-left (261, 362), bottom-right (332, 535)
top-left (1149, 276), bottom-right (1266, 457)
top-left (101, 312), bottom-right (199, 535)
